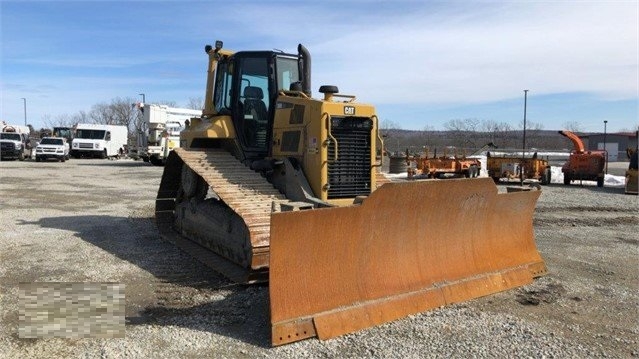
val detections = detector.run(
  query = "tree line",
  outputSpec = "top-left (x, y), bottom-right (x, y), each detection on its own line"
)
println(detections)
top-left (381, 118), bottom-right (587, 156)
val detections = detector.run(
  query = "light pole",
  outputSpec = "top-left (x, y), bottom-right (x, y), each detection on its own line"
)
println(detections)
top-left (21, 98), bottom-right (27, 126)
top-left (139, 93), bottom-right (145, 104)
top-left (520, 89), bottom-right (529, 186)
top-left (603, 120), bottom-right (608, 174)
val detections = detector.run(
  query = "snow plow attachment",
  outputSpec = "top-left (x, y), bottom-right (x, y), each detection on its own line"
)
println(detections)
top-left (269, 178), bottom-right (546, 346)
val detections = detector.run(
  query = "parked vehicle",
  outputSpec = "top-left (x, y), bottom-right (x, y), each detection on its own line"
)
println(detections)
top-left (559, 130), bottom-right (606, 187)
top-left (52, 126), bottom-right (75, 147)
top-left (135, 104), bottom-right (201, 165)
top-left (71, 124), bottom-right (127, 159)
top-left (407, 147), bottom-right (481, 179)
top-left (35, 137), bottom-right (70, 162)
top-left (486, 152), bottom-right (551, 185)
top-left (0, 122), bottom-right (32, 161)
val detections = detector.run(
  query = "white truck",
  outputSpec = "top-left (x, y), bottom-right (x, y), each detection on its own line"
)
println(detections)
top-left (135, 104), bottom-right (201, 165)
top-left (71, 124), bottom-right (128, 159)
top-left (35, 137), bottom-right (70, 162)
top-left (0, 122), bottom-right (32, 161)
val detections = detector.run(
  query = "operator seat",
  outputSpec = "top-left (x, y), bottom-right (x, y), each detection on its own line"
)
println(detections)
top-left (243, 86), bottom-right (268, 122)
top-left (243, 86), bottom-right (268, 148)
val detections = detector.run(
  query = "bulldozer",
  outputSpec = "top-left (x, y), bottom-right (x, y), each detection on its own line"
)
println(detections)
top-left (155, 40), bottom-right (547, 346)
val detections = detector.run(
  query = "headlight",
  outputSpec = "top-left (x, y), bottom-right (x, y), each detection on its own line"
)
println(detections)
top-left (15, 143), bottom-right (22, 149)
top-left (94, 143), bottom-right (100, 149)
top-left (73, 142), bottom-right (78, 148)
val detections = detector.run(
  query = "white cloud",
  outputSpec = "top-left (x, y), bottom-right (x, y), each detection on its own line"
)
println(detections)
top-left (301, 2), bottom-right (638, 105)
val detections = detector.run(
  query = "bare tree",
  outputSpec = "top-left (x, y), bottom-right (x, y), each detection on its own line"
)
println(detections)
top-left (109, 97), bottom-right (138, 133)
top-left (42, 113), bottom-right (76, 128)
top-left (562, 120), bottom-right (583, 132)
top-left (89, 103), bottom-right (114, 125)
top-left (443, 118), bottom-right (480, 148)
top-left (618, 124), bottom-right (639, 133)
top-left (88, 97), bottom-right (138, 137)
top-left (157, 100), bottom-right (177, 107)
top-left (381, 119), bottom-right (401, 130)
top-left (186, 97), bottom-right (204, 110)
top-left (479, 119), bottom-right (515, 148)
top-left (71, 110), bottom-right (89, 125)
top-left (520, 120), bottom-right (544, 149)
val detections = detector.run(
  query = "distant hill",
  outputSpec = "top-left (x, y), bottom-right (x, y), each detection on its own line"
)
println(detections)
top-left (380, 129), bottom-right (597, 156)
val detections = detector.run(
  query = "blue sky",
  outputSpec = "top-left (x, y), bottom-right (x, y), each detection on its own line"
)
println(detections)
top-left (1, 1), bottom-right (637, 132)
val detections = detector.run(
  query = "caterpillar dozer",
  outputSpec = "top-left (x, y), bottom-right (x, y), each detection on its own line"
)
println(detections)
top-left (155, 40), bottom-right (547, 346)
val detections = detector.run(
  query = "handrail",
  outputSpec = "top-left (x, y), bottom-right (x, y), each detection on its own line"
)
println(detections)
top-left (279, 90), bottom-right (310, 99)
top-left (331, 93), bottom-right (357, 103)
top-left (324, 113), bottom-right (338, 162)
top-left (372, 115), bottom-right (384, 168)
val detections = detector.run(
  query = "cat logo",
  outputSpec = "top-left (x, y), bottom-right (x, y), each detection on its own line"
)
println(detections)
top-left (344, 106), bottom-right (355, 115)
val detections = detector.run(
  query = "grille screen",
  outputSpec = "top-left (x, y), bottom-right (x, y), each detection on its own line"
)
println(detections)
top-left (327, 117), bottom-right (372, 199)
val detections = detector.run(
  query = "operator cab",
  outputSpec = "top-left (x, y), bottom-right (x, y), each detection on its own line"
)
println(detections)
top-left (210, 48), bottom-right (306, 160)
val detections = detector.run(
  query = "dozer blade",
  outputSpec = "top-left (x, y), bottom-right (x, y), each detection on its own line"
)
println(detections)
top-left (269, 177), bottom-right (546, 346)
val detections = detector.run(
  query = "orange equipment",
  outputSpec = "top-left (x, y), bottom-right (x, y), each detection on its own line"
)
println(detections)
top-left (486, 152), bottom-right (551, 185)
top-left (559, 130), bottom-right (606, 187)
top-left (407, 147), bottom-right (481, 179)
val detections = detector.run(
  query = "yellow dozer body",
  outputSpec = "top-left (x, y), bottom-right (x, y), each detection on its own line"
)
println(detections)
top-left (155, 41), bottom-right (547, 346)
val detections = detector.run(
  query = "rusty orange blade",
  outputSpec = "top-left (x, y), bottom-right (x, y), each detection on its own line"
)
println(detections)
top-left (269, 178), bottom-right (545, 346)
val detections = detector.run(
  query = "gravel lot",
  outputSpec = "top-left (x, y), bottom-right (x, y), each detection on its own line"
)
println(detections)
top-left (1, 158), bottom-right (637, 358)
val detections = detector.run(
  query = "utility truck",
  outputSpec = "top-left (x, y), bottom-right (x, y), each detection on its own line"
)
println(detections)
top-left (71, 124), bottom-right (127, 159)
top-left (0, 122), bottom-right (32, 160)
top-left (135, 104), bottom-right (201, 165)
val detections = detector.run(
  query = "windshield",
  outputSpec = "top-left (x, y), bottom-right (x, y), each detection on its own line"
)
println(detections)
top-left (0, 133), bottom-right (21, 141)
top-left (275, 56), bottom-right (300, 91)
top-left (41, 138), bottom-right (63, 145)
top-left (76, 129), bottom-right (105, 140)
top-left (213, 58), bottom-right (232, 114)
top-left (53, 128), bottom-right (72, 138)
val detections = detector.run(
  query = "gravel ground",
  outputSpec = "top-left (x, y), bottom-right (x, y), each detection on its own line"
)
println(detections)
top-left (1, 158), bottom-right (637, 358)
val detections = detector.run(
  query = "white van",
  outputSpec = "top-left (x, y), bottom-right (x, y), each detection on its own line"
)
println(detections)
top-left (71, 124), bottom-right (128, 159)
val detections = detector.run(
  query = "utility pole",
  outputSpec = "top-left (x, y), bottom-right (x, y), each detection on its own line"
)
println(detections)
top-left (139, 93), bottom-right (146, 104)
top-left (21, 98), bottom-right (27, 126)
top-left (603, 120), bottom-right (608, 174)
top-left (520, 90), bottom-right (528, 186)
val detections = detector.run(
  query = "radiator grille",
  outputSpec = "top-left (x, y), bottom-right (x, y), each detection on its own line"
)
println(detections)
top-left (327, 117), bottom-right (372, 199)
